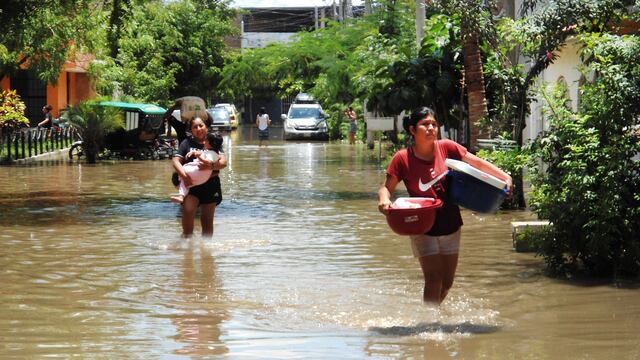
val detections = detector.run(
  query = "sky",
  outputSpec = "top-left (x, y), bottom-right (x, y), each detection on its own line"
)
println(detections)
top-left (230, 0), bottom-right (363, 7)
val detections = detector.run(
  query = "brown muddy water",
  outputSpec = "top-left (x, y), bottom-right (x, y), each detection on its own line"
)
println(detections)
top-left (1, 126), bottom-right (639, 359)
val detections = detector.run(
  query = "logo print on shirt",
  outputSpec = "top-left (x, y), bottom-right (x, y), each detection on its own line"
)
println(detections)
top-left (418, 178), bottom-right (432, 192)
top-left (418, 168), bottom-right (447, 193)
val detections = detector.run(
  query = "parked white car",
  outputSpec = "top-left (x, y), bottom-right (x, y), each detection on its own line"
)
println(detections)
top-left (281, 103), bottom-right (328, 140)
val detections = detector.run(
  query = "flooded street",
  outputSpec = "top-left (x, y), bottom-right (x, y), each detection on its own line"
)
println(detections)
top-left (1, 126), bottom-right (639, 359)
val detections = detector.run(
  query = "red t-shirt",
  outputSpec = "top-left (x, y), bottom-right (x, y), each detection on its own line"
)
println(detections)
top-left (387, 139), bottom-right (467, 236)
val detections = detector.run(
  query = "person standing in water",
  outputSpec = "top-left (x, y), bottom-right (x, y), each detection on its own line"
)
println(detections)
top-left (172, 117), bottom-right (227, 237)
top-left (345, 106), bottom-right (357, 145)
top-left (377, 106), bottom-right (512, 304)
top-left (171, 131), bottom-right (223, 204)
top-left (256, 107), bottom-right (271, 147)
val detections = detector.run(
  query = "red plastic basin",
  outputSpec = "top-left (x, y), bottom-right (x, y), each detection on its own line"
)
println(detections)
top-left (386, 197), bottom-right (443, 235)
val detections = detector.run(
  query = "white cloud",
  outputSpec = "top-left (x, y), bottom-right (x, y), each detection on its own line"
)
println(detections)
top-left (231, 0), bottom-right (362, 8)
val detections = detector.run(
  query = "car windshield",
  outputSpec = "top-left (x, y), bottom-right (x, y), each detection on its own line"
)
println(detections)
top-left (215, 104), bottom-right (234, 112)
top-left (210, 109), bottom-right (230, 121)
top-left (289, 107), bottom-right (321, 119)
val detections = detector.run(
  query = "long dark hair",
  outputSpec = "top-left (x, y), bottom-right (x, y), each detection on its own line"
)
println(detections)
top-left (403, 106), bottom-right (438, 134)
top-left (206, 131), bottom-right (223, 152)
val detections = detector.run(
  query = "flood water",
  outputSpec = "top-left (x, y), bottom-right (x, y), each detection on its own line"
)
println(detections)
top-left (1, 126), bottom-right (639, 359)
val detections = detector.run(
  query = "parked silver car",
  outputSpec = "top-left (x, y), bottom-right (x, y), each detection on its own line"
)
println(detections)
top-left (207, 107), bottom-right (232, 131)
top-left (214, 103), bottom-right (239, 129)
top-left (281, 103), bottom-right (328, 140)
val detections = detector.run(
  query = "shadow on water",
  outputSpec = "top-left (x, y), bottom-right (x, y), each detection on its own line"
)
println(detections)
top-left (369, 322), bottom-right (502, 336)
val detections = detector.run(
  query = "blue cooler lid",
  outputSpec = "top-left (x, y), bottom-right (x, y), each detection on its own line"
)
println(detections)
top-left (445, 159), bottom-right (506, 189)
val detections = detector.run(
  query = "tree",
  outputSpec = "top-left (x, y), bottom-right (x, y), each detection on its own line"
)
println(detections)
top-left (529, 33), bottom-right (640, 277)
top-left (0, 0), bottom-right (99, 84)
top-left (426, 0), bottom-right (493, 151)
top-left (90, 0), bottom-right (238, 105)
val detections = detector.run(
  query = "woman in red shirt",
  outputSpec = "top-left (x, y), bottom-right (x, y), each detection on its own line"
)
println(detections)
top-left (377, 106), bottom-right (512, 304)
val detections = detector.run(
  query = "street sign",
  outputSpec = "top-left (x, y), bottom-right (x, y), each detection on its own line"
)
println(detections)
top-left (366, 117), bottom-right (394, 131)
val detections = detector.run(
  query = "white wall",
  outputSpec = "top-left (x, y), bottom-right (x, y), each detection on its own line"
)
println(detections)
top-left (524, 39), bottom-right (583, 144)
top-left (242, 32), bottom-right (297, 49)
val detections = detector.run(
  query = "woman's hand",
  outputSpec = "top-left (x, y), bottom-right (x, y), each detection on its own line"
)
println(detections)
top-left (505, 176), bottom-right (513, 197)
top-left (378, 174), bottom-right (398, 215)
top-left (378, 198), bottom-right (392, 215)
top-left (186, 150), bottom-right (201, 160)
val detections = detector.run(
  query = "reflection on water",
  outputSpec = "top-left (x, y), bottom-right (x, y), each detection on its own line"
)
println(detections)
top-left (1, 126), bottom-right (640, 358)
top-left (171, 242), bottom-right (228, 356)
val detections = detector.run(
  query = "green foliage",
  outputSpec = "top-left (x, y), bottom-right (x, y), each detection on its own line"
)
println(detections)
top-left (509, 0), bottom-right (632, 145)
top-left (366, 13), bottom-right (463, 128)
top-left (0, 90), bottom-right (29, 132)
top-left (61, 99), bottom-right (124, 163)
top-left (515, 224), bottom-right (552, 252)
top-left (480, 16), bottom-right (529, 138)
top-left (90, 0), bottom-right (238, 106)
top-left (221, 0), bottom-right (417, 138)
top-left (0, 1), bottom-right (101, 84)
top-left (477, 146), bottom-right (530, 209)
top-left (528, 33), bottom-right (640, 278)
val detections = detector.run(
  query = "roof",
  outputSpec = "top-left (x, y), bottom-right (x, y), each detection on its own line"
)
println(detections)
top-left (98, 101), bottom-right (166, 115)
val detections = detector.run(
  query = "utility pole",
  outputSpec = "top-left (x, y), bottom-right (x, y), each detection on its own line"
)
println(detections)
top-left (364, 0), bottom-right (372, 15)
top-left (344, 0), bottom-right (353, 19)
top-left (314, 6), bottom-right (319, 30)
top-left (416, 0), bottom-right (425, 47)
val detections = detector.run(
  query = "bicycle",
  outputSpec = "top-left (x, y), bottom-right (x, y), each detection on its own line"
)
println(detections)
top-left (68, 134), bottom-right (84, 160)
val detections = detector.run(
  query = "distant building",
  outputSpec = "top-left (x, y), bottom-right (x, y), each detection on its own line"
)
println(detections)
top-left (228, 5), bottom-right (362, 124)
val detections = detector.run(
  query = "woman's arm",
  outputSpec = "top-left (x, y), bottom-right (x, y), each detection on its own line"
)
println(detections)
top-left (378, 174), bottom-right (399, 215)
top-left (172, 156), bottom-right (193, 187)
top-left (38, 115), bottom-right (51, 127)
top-left (197, 153), bottom-right (227, 171)
top-left (213, 154), bottom-right (227, 170)
top-left (462, 152), bottom-right (513, 195)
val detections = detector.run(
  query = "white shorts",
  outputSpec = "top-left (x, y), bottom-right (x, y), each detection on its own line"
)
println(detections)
top-left (410, 229), bottom-right (461, 257)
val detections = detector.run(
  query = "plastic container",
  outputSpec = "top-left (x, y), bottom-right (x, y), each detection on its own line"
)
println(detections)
top-left (386, 197), bottom-right (443, 235)
top-left (445, 159), bottom-right (508, 213)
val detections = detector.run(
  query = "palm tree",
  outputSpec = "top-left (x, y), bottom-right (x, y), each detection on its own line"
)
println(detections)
top-left (432, 0), bottom-right (489, 151)
top-left (461, 25), bottom-right (488, 151)
top-left (62, 100), bottom-right (124, 163)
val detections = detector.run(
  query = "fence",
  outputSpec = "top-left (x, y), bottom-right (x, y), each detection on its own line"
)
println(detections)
top-left (477, 138), bottom-right (518, 151)
top-left (1, 127), bottom-right (80, 163)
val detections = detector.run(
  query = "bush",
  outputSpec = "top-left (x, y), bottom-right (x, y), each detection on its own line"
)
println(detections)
top-left (62, 100), bottom-right (124, 163)
top-left (0, 90), bottom-right (29, 132)
top-left (477, 146), bottom-right (530, 209)
top-left (529, 60), bottom-right (640, 278)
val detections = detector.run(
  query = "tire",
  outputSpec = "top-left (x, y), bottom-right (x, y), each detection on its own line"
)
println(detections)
top-left (69, 142), bottom-right (84, 160)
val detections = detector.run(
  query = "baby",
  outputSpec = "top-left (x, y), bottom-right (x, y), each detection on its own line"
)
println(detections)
top-left (171, 132), bottom-right (223, 204)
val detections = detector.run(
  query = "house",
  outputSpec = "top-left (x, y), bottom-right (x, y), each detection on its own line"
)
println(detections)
top-left (508, 0), bottom-right (639, 144)
top-left (0, 54), bottom-right (95, 126)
